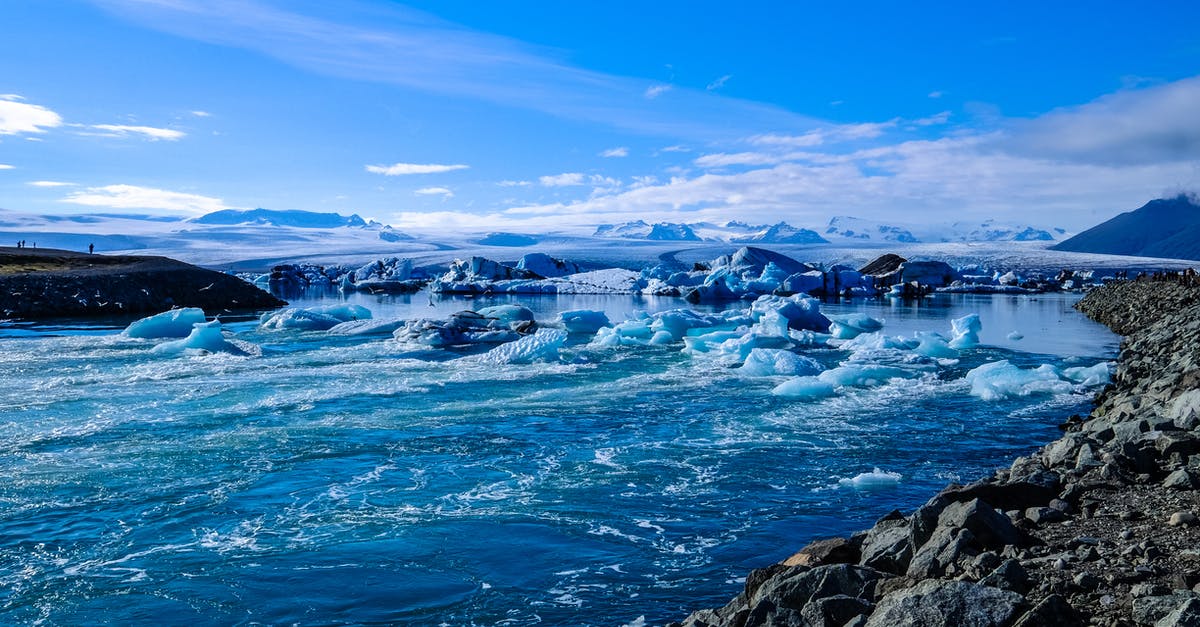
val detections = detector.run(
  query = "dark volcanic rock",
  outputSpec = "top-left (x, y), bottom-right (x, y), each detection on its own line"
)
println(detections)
top-left (0, 247), bottom-right (284, 319)
top-left (864, 580), bottom-right (1025, 627)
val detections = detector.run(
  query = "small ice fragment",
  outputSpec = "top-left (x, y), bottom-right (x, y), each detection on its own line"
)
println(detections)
top-left (123, 307), bottom-right (206, 338)
top-left (838, 468), bottom-right (901, 488)
top-left (1007, 331), bottom-right (1024, 341)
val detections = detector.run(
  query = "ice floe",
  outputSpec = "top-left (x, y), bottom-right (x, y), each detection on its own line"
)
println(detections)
top-left (151, 320), bottom-right (247, 355)
top-left (260, 304), bottom-right (372, 331)
top-left (123, 307), bottom-right (206, 339)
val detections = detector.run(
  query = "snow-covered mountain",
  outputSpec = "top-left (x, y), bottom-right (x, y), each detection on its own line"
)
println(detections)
top-left (191, 208), bottom-right (368, 228)
top-left (824, 216), bottom-right (919, 243)
top-left (594, 220), bottom-right (826, 243)
top-left (935, 220), bottom-right (1059, 243)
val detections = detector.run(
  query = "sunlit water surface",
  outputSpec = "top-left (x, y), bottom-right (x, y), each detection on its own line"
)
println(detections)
top-left (0, 292), bottom-right (1116, 625)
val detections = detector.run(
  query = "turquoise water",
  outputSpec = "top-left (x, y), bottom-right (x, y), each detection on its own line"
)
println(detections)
top-left (0, 293), bottom-right (1116, 625)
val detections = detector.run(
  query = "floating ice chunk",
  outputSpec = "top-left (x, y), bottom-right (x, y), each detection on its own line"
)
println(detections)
top-left (394, 311), bottom-right (520, 347)
top-left (476, 305), bottom-right (536, 329)
top-left (912, 331), bottom-right (959, 359)
top-left (152, 320), bottom-right (244, 355)
top-left (703, 332), bottom-right (793, 362)
top-left (123, 308), bottom-right (206, 338)
top-left (1062, 362), bottom-right (1111, 386)
top-left (327, 318), bottom-right (407, 336)
top-left (648, 330), bottom-right (675, 345)
top-left (480, 329), bottom-right (568, 364)
top-left (681, 329), bottom-right (746, 354)
top-left (772, 376), bottom-right (837, 400)
top-left (649, 309), bottom-right (728, 341)
top-left (1007, 331), bottom-right (1024, 341)
top-left (838, 468), bottom-right (901, 488)
top-left (740, 348), bottom-right (823, 377)
top-left (310, 304), bottom-right (372, 322)
top-left (750, 294), bottom-right (831, 333)
top-left (516, 253), bottom-right (582, 278)
top-left (260, 304), bottom-right (372, 331)
top-left (827, 313), bottom-right (884, 340)
top-left (964, 360), bottom-right (1072, 401)
top-left (559, 310), bottom-right (610, 334)
top-left (948, 313), bottom-right (982, 349)
top-left (818, 364), bottom-right (912, 387)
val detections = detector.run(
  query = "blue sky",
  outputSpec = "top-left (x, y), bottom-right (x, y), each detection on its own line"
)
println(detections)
top-left (1, 0), bottom-right (1199, 233)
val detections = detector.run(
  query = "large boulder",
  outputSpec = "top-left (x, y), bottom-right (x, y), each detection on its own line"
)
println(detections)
top-left (864, 580), bottom-right (1025, 627)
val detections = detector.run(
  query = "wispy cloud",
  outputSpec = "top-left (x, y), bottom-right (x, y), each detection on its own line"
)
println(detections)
top-left (190, 110), bottom-right (212, 117)
top-left (89, 124), bottom-right (186, 141)
top-left (644, 84), bottom-right (672, 99)
top-left (0, 164), bottom-right (14, 170)
top-left (706, 75), bottom-right (732, 91)
top-left (63, 184), bottom-right (228, 214)
top-left (599, 146), bottom-right (629, 158)
top-left (414, 186), bottom-right (454, 197)
top-left (539, 172), bottom-right (587, 187)
top-left (928, 90), bottom-right (944, 99)
top-left (95, 0), bottom-right (821, 141)
top-left (912, 111), bottom-right (951, 126)
top-left (365, 162), bottom-right (469, 175)
top-left (498, 180), bottom-right (531, 187)
top-left (0, 96), bottom-right (63, 135)
top-left (28, 180), bottom-right (76, 187)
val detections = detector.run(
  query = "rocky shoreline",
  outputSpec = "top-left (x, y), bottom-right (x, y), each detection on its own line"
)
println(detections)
top-left (0, 247), bottom-right (285, 320)
top-left (675, 280), bottom-right (1200, 627)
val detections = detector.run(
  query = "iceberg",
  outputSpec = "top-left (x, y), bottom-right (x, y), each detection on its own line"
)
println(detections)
top-left (476, 305), bottom-right (537, 332)
top-left (827, 313), bottom-right (884, 339)
top-left (1062, 362), bottom-right (1111, 386)
top-left (818, 364), bottom-right (912, 388)
top-left (749, 294), bottom-right (831, 333)
top-left (739, 348), bottom-right (823, 377)
top-left (480, 329), bottom-right (568, 364)
top-left (515, 253), bottom-right (582, 278)
top-left (123, 307), bottom-right (206, 339)
top-left (327, 318), bottom-right (407, 336)
top-left (948, 313), bottom-right (982, 349)
top-left (152, 320), bottom-right (245, 355)
top-left (260, 304), bottom-right (372, 331)
top-left (394, 310), bottom-right (522, 348)
top-left (912, 332), bottom-right (959, 359)
top-left (964, 360), bottom-right (1073, 401)
top-left (558, 310), bottom-right (610, 334)
top-left (771, 376), bottom-right (836, 400)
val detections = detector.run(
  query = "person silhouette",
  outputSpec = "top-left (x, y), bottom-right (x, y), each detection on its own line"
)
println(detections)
top-left (89, 243), bottom-right (94, 254)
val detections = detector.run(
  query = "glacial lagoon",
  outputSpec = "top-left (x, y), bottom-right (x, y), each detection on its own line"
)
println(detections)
top-left (0, 292), bottom-right (1117, 625)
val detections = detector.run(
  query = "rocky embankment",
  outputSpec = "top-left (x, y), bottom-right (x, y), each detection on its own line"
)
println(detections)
top-left (0, 247), bottom-right (285, 319)
top-left (675, 280), bottom-right (1200, 627)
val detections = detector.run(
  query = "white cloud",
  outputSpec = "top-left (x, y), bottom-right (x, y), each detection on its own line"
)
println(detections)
top-left (599, 146), bottom-right (629, 158)
top-left (0, 164), bottom-right (13, 170)
top-left (539, 172), bottom-right (587, 187)
top-left (0, 97), bottom-right (63, 135)
top-left (62, 184), bottom-right (228, 215)
top-left (928, 90), bottom-right (944, 99)
top-left (365, 162), bottom-right (469, 175)
top-left (1004, 75), bottom-right (1200, 165)
top-left (28, 180), bottom-right (76, 187)
top-left (749, 132), bottom-right (825, 148)
top-left (659, 145), bottom-right (690, 153)
top-left (498, 180), bottom-right (531, 187)
top-left (644, 84), bottom-right (672, 99)
top-left (694, 152), bottom-right (785, 168)
top-left (89, 124), bottom-right (186, 141)
top-left (912, 111), bottom-right (952, 126)
top-left (191, 110), bottom-right (212, 117)
top-left (414, 186), bottom-right (454, 197)
top-left (706, 75), bottom-right (732, 91)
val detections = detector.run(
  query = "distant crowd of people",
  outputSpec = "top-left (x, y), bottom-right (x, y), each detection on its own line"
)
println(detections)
top-left (14, 239), bottom-right (33, 249)
top-left (11, 241), bottom-right (95, 253)
top-left (1128, 268), bottom-right (1200, 287)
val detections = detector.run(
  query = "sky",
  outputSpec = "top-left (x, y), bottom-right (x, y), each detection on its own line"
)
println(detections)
top-left (1, 0), bottom-right (1199, 234)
